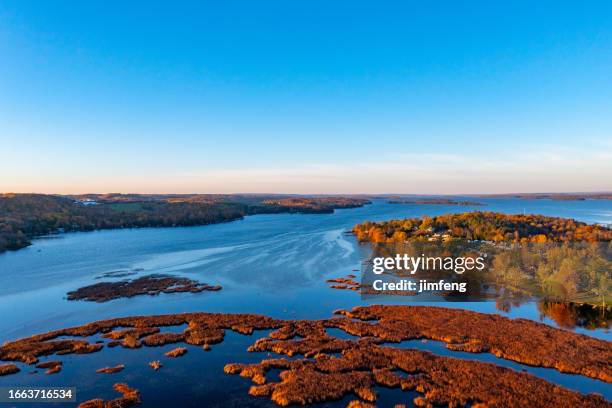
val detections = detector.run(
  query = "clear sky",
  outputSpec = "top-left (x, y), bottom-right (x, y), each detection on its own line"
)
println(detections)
top-left (1, 1), bottom-right (611, 194)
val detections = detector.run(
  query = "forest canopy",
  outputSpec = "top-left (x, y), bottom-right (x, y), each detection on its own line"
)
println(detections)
top-left (353, 211), bottom-right (612, 244)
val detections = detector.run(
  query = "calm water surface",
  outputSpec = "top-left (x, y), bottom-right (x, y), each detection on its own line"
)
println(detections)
top-left (0, 198), bottom-right (610, 405)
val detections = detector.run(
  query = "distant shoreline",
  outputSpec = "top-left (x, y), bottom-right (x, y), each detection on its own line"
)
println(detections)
top-left (0, 194), bottom-right (370, 253)
top-left (388, 198), bottom-right (484, 206)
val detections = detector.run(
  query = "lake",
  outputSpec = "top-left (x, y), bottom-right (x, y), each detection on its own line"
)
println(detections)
top-left (0, 197), bottom-right (610, 405)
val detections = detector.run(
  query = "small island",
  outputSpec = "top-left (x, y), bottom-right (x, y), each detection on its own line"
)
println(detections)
top-left (481, 192), bottom-right (612, 201)
top-left (388, 198), bottom-right (484, 206)
top-left (66, 274), bottom-right (221, 302)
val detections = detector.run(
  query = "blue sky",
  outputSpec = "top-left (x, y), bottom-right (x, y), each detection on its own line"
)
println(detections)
top-left (1, 1), bottom-right (611, 194)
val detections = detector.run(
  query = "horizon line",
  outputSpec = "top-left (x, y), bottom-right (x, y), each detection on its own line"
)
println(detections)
top-left (3, 190), bottom-right (612, 197)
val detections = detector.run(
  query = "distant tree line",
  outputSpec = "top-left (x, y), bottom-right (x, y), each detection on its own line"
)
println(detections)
top-left (259, 197), bottom-right (367, 213)
top-left (388, 198), bottom-right (483, 206)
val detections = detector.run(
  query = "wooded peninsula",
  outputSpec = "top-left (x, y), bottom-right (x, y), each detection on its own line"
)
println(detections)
top-left (0, 193), bottom-right (369, 253)
top-left (353, 211), bottom-right (612, 243)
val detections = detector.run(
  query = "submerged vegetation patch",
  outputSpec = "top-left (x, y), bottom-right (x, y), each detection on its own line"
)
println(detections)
top-left (0, 363), bottom-right (19, 376)
top-left (327, 274), bottom-right (365, 291)
top-left (228, 342), bottom-right (607, 407)
top-left (35, 360), bottom-right (62, 375)
top-left (66, 274), bottom-right (222, 302)
top-left (0, 306), bottom-right (609, 406)
top-left (96, 364), bottom-right (125, 374)
top-left (78, 383), bottom-right (140, 408)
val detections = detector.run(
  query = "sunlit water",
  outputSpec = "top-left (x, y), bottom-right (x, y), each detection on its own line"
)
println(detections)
top-left (0, 198), bottom-right (611, 405)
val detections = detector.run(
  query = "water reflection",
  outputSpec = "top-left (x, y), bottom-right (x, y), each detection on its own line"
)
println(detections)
top-left (537, 302), bottom-right (610, 330)
top-left (362, 240), bottom-right (611, 329)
